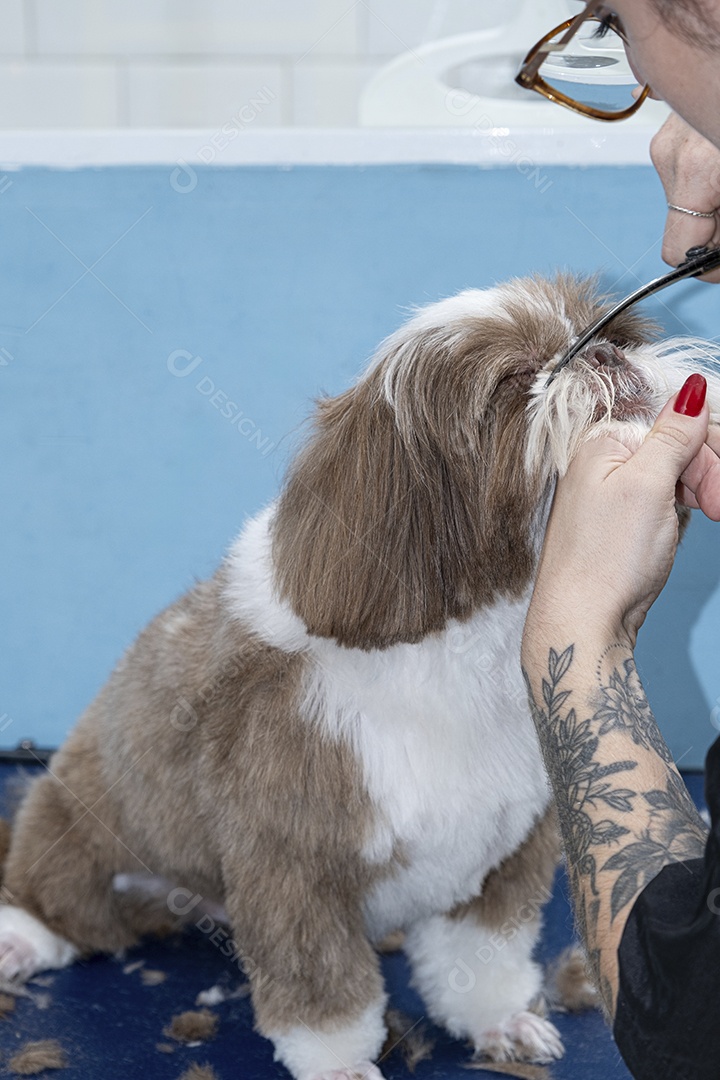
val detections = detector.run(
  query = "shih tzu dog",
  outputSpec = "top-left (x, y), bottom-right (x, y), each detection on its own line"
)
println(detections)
top-left (0, 274), bottom-right (717, 1076)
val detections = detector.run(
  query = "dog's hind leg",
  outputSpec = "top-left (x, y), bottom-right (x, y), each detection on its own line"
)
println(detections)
top-left (403, 807), bottom-right (564, 1065)
top-left (0, 737), bottom-right (150, 980)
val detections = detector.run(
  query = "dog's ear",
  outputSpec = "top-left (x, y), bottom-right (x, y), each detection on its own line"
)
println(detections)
top-left (272, 354), bottom-right (537, 650)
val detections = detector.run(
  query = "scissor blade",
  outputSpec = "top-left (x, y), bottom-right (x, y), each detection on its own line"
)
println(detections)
top-left (546, 245), bottom-right (720, 386)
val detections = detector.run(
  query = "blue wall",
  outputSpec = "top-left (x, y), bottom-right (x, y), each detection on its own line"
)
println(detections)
top-left (1, 163), bottom-right (719, 765)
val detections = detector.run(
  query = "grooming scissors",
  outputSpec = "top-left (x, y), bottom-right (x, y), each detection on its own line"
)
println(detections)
top-left (546, 245), bottom-right (720, 386)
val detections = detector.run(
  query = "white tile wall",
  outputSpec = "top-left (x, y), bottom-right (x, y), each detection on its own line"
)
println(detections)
top-left (362, 0), bottom-right (523, 55)
top-left (0, 61), bottom-right (117, 127)
top-left (34, 0), bottom-right (360, 56)
top-left (1, 0), bottom-right (26, 54)
top-left (0, 0), bottom-right (512, 128)
top-left (125, 63), bottom-right (285, 128)
top-left (293, 60), bottom-right (383, 126)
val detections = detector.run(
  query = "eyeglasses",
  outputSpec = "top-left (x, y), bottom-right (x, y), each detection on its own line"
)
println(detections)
top-left (515, 0), bottom-right (652, 121)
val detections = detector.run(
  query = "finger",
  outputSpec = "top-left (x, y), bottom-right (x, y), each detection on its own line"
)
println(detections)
top-left (676, 480), bottom-right (701, 511)
top-left (650, 113), bottom-right (720, 279)
top-left (662, 212), bottom-right (720, 282)
top-left (650, 113), bottom-right (720, 213)
top-left (679, 441), bottom-right (720, 520)
top-left (706, 423), bottom-right (720, 456)
top-left (567, 431), bottom-right (633, 478)
top-left (630, 383), bottom-right (710, 486)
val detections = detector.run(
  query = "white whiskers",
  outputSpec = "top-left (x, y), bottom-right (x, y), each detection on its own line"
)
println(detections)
top-left (525, 336), bottom-right (720, 481)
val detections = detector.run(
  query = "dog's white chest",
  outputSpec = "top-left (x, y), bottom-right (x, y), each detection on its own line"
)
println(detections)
top-left (303, 600), bottom-right (551, 940)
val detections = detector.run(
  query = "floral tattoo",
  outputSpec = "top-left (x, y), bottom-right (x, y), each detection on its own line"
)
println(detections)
top-left (523, 644), bottom-right (707, 1010)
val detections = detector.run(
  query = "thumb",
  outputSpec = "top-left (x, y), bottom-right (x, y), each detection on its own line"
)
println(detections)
top-left (632, 373), bottom-right (709, 483)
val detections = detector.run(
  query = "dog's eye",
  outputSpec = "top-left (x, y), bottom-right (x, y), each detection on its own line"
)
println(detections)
top-left (495, 368), bottom-right (535, 392)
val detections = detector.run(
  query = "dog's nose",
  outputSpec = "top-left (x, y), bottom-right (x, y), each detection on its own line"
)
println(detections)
top-left (584, 342), bottom-right (626, 368)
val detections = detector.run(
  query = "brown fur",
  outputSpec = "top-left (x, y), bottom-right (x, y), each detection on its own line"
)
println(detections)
top-left (273, 322), bottom-right (540, 650)
top-left (381, 1008), bottom-right (435, 1072)
top-left (164, 1009), bottom-right (219, 1043)
top-left (140, 968), bottom-right (167, 986)
top-left (376, 929), bottom-right (405, 953)
top-left (7, 1040), bottom-right (68, 1074)
top-left (176, 1066), bottom-right (220, 1080)
top-left (3, 573), bottom-right (384, 1035)
top-left (0, 989), bottom-right (16, 1018)
top-left (273, 277), bottom-right (654, 651)
top-left (0, 817), bottom-right (11, 875)
top-left (546, 945), bottom-right (598, 1013)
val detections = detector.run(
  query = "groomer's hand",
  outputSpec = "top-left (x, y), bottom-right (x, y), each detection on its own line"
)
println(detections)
top-left (526, 376), bottom-right (720, 651)
top-left (651, 113), bottom-right (720, 282)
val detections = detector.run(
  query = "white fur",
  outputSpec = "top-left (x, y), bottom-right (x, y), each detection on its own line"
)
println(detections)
top-left (160, 610), bottom-right (191, 635)
top-left (112, 872), bottom-right (230, 924)
top-left (113, 871), bottom-right (171, 898)
top-left (270, 998), bottom-right (388, 1080)
top-left (224, 504), bottom-right (310, 652)
top-left (224, 511), bottom-right (550, 944)
top-left (378, 287), bottom-right (506, 408)
top-left (474, 1010), bottom-right (564, 1064)
top-left (403, 913), bottom-right (561, 1060)
top-left (312, 1068), bottom-right (385, 1080)
top-left (379, 280), bottom-right (585, 422)
top-left (0, 905), bottom-right (78, 980)
top-left (309, 605), bottom-right (549, 942)
top-left (526, 335), bottom-right (720, 479)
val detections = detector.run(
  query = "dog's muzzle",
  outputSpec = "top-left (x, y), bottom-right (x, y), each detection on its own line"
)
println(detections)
top-left (579, 341), bottom-right (626, 371)
top-left (573, 340), bottom-right (655, 422)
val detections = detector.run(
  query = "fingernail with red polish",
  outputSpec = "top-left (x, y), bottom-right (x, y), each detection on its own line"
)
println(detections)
top-left (674, 373), bottom-right (707, 417)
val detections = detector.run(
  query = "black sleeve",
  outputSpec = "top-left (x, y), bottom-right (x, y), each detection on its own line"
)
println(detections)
top-left (613, 735), bottom-right (720, 1080)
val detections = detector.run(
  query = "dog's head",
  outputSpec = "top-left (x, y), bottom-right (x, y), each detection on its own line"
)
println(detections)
top-left (273, 275), bottom-right (718, 650)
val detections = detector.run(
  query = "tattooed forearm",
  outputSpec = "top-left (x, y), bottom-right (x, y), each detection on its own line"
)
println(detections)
top-left (523, 643), bottom-right (707, 1015)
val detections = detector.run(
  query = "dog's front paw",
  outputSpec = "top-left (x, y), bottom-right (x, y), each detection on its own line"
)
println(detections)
top-left (0, 906), bottom-right (77, 981)
top-left (0, 930), bottom-right (40, 981)
top-left (312, 1064), bottom-right (385, 1080)
top-left (474, 1011), bottom-right (563, 1064)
